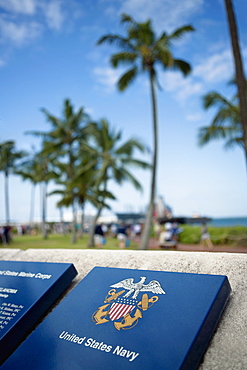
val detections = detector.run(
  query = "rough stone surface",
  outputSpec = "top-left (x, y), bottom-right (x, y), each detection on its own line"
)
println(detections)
top-left (1, 249), bottom-right (246, 369)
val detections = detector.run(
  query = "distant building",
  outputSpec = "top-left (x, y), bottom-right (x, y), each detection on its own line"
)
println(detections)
top-left (154, 196), bottom-right (172, 219)
top-left (115, 213), bottom-right (146, 224)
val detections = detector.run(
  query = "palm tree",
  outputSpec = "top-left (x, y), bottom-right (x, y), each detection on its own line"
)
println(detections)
top-left (97, 14), bottom-right (194, 249)
top-left (199, 81), bottom-right (244, 151)
top-left (78, 118), bottom-right (150, 247)
top-left (50, 160), bottom-right (77, 242)
top-left (15, 151), bottom-right (43, 226)
top-left (36, 145), bottom-right (59, 239)
top-left (224, 0), bottom-right (247, 166)
top-left (50, 154), bottom-right (115, 243)
top-left (73, 161), bottom-right (116, 238)
top-left (28, 99), bottom-right (91, 243)
top-left (0, 141), bottom-right (27, 224)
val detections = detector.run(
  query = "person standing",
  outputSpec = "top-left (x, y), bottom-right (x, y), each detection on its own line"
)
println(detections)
top-left (153, 221), bottom-right (161, 239)
top-left (94, 223), bottom-right (105, 249)
top-left (3, 226), bottom-right (11, 244)
top-left (117, 222), bottom-right (129, 249)
top-left (200, 222), bottom-right (213, 250)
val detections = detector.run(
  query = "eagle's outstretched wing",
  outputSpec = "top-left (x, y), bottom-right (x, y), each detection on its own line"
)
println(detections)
top-left (141, 280), bottom-right (166, 295)
top-left (110, 278), bottom-right (134, 290)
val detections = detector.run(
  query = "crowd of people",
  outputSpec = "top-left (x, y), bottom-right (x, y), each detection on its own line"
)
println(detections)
top-left (93, 220), bottom-right (183, 249)
top-left (1, 220), bottom-right (213, 250)
top-left (93, 222), bottom-right (142, 249)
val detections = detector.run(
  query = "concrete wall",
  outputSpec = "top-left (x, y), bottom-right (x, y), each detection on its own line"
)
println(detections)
top-left (1, 249), bottom-right (247, 369)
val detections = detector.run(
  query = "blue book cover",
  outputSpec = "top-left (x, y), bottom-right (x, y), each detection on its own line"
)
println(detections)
top-left (1, 266), bottom-right (231, 369)
top-left (0, 260), bottom-right (77, 365)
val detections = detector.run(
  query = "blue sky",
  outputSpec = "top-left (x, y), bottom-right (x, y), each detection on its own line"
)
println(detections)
top-left (0, 0), bottom-right (247, 223)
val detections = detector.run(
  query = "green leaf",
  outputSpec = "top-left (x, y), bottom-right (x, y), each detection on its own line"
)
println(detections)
top-left (117, 66), bottom-right (138, 91)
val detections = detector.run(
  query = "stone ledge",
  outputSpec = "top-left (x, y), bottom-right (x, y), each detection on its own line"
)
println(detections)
top-left (1, 249), bottom-right (247, 369)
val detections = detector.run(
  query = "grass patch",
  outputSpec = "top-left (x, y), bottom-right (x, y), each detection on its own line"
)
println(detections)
top-left (3, 233), bottom-right (138, 250)
top-left (179, 225), bottom-right (247, 246)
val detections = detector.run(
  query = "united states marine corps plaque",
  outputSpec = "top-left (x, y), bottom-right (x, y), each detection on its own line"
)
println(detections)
top-left (0, 260), bottom-right (77, 365)
top-left (1, 266), bottom-right (231, 370)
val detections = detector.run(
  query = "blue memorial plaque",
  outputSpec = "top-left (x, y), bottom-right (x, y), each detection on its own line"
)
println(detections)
top-left (0, 260), bottom-right (77, 365)
top-left (1, 267), bottom-right (231, 369)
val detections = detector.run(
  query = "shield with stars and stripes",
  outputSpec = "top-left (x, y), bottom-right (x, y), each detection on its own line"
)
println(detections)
top-left (108, 297), bottom-right (137, 321)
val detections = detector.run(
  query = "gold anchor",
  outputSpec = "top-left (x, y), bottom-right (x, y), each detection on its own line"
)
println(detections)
top-left (104, 289), bottom-right (126, 303)
top-left (137, 294), bottom-right (159, 311)
top-left (92, 304), bottom-right (110, 324)
top-left (114, 309), bottom-right (143, 330)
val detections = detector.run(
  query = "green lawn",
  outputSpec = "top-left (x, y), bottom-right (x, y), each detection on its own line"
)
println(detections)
top-left (179, 225), bottom-right (247, 246)
top-left (3, 225), bottom-right (247, 250)
top-left (3, 233), bottom-right (138, 250)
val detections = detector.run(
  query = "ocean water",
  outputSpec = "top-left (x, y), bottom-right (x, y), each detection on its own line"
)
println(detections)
top-left (209, 217), bottom-right (247, 227)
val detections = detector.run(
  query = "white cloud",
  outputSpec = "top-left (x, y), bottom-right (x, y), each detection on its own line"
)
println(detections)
top-left (120, 0), bottom-right (203, 31)
top-left (0, 0), bottom-right (66, 47)
top-left (0, 59), bottom-right (6, 67)
top-left (193, 50), bottom-right (233, 83)
top-left (93, 66), bottom-right (123, 92)
top-left (163, 71), bottom-right (203, 103)
top-left (161, 47), bottom-right (236, 104)
top-left (186, 113), bottom-right (203, 122)
top-left (0, 0), bottom-right (37, 15)
top-left (0, 18), bottom-right (41, 46)
top-left (0, 0), bottom-right (69, 65)
top-left (41, 1), bottom-right (64, 31)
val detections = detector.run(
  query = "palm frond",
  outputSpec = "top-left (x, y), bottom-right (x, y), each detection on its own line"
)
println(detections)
top-left (172, 59), bottom-right (191, 76)
top-left (128, 20), bottom-right (155, 47)
top-left (211, 107), bottom-right (240, 127)
top-left (97, 34), bottom-right (132, 50)
top-left (73, 159), bottom-right (98, 180)
top-left (224, 136), bottom-right (244, 150)
top-left (114, 167), bottom-right (143, 191)
top-left (202, 92), bottom-right (233, 109)
top-left (117, 66), bottom-right (139, 91)
top-left (25, 130), bottom-right (49, 138)
top-left (169, 25), bottom-right (195, 40)
top-left (49, 189), bottom-right (65, 196)
top-left (63, 99), bottom-right (73, 121)
top-left (41, 108), bottom-right (63, 128)
top-left (155, 48), bottom-right (174, 68)
top-left (120, 157), bottom-right (151, 169)
top-left (111, 52), bottom-right (138, 68)
top-left (198, 126), bottom-right (226, 146)
top-left (198, 125), bottom-right (241, 147)
top-left (116, 138), bottom-right (146, 155)
top-left (120, 13), bottom-right (134, 25)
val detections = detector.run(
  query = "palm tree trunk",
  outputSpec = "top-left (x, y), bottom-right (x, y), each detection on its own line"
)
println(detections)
top-left (41, 181), bottom-right (48, 239)
top-left (139, 70), bottom-right (158, 250)
top-left (4, 171), bottom-right (10, 225)
top-left (59, 207), bottom-right (66, 235)
top-left (224, 0), bottom-right (247, 168)
top-left (29, 183), bottom-right (36, 226)
top-left (71, 200), bottom-right (77, 244)
top-left (79, 203), bottom-right (85, 238)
